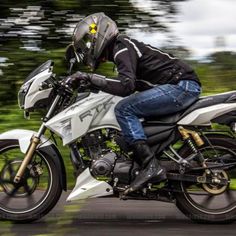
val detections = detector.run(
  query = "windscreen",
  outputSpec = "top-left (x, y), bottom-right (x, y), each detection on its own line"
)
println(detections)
top-left (24, 60), bottom-right (54, 83)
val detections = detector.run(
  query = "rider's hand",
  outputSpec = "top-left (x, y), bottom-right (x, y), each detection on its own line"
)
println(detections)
top-left (63, 71), bottom-right (91, 90)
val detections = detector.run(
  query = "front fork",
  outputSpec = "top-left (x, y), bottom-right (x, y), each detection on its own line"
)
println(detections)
top-left (14, 95), bottom-right (61, 183)
top-left (14, 136), bottom-right (41, 183)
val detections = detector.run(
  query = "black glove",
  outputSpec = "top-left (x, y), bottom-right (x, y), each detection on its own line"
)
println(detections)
top-left (63, 71), bottom-right (91, 90)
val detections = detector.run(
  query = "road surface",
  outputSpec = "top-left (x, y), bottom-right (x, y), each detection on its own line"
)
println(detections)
top-left (0, 192), bottom-right (236, 236)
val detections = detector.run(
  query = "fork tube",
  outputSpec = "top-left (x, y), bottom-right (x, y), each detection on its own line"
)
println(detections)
top-left (14, 136), bottom-right (41, 183)
top-left (36, 95), bottom-right (61, 137)
top-left (14, 95), bottom-right (61, 183)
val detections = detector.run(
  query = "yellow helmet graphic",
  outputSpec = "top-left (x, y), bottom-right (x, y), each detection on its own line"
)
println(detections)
top-left (89, 23), bottom-right (97, 34)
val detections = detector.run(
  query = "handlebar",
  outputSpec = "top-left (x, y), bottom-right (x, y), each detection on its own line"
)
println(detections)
top-left (39, 72), bottom-right (93, 100)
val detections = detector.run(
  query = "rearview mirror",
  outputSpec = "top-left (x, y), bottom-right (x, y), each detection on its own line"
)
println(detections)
top-left (65, 44), bottom-right (76, 63)
top-left (65, 44), bottom-right (77, 75)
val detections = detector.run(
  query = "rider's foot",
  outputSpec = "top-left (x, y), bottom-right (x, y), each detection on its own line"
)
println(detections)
top-left (124, 158), bottom-right (166, 195)
top-left (124, 141), bottom-right (166, 195)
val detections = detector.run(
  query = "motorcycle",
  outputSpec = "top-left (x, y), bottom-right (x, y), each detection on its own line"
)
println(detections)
top-left (1, 55), bottom-right (236, 223)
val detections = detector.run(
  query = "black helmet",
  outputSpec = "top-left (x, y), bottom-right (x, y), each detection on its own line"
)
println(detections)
top-left (72, 12), bottom-right (119, 70)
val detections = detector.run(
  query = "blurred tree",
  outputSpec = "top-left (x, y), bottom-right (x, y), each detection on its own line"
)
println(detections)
top-left (215, 36), bottom-right (226, 49)
top-left (208, 51), bottom-right (236, 70)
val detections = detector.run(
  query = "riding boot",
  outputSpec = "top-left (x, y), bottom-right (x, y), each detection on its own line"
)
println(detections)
top-left (124, 141), bottom-right (166, 195)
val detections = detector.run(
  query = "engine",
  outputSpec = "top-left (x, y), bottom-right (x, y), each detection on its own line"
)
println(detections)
top-left (79, 129), bottom-right (117, 161)
top-left (90, 152), bottom-right (140, 185)
top-left (90, 152), bottom-right (116, 177)
top-left (79, 129), bottom-right (140, 185)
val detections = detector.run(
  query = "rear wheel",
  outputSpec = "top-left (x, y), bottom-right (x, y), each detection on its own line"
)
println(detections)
top-left (174, 136), bottom-right (236, 223)
top-left (0, 140), bottom-right (62, 222)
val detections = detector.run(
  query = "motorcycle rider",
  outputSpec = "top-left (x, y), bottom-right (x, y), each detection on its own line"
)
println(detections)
top-left (65, 12), bottom-right (201, 195)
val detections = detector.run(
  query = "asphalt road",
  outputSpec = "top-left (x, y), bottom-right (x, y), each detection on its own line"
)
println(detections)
top-left (0, 192), bottom-right (236, 236)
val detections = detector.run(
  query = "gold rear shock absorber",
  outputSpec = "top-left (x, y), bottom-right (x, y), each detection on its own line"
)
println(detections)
top-left (178, 126), bottom-right (210, 172)
top-left (178, 126), bottom-right (204, 147)
top-left (14, 136), bottom-right (40, 183)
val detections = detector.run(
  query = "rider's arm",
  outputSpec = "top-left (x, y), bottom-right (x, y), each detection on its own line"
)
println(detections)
top-left (90, 42), bottom-right (138, 97)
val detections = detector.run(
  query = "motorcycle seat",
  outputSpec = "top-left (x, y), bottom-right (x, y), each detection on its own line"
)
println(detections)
top-left (145, 90), bottom-right (236, 124)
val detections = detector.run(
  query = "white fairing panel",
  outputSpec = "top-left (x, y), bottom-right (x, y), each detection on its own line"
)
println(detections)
top-left (25, 69), bottom-right (53, 110)
top-left (178, 103), bottom-right (236, 125)
top-left (66, 168), bottom-right (113, 201)
top-left (45, 92), bottom-right (122, 145)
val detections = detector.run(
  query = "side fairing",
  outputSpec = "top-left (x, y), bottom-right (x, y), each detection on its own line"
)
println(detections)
top-left (177, 103), bottom-right (236, 125)
top-left (45, 92), bottom-right (122, 145)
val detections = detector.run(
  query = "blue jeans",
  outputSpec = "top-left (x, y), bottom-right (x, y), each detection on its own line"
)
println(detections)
top-left (114, 80), bottom-right (201, 144)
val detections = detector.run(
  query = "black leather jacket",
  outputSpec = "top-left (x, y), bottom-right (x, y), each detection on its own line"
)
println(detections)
top-left (90, 34), bottom-right (200, 97)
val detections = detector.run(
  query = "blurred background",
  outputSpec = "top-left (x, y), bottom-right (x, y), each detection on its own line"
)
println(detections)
top-left (0, 0), bottom-right (236, 185)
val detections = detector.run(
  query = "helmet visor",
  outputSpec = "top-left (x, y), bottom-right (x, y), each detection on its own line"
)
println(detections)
top-left (73, 22), bottom-right (96, 67)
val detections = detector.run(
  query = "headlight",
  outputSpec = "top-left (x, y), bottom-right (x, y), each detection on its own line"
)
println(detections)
top-left (18, 82), bottom-right (32, 109)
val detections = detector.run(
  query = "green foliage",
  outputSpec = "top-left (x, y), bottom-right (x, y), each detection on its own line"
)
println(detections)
top-left (194, 62), bottom-right (236, 95)
top-left (0, 105), bottom-right (40, 133)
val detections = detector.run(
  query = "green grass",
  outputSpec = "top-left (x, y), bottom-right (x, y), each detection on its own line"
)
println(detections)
top-left (229, 179), bottom-right (236, 190)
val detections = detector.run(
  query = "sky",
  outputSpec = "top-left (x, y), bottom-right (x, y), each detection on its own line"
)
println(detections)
top-left (129, 0), bottom-right (236, 59)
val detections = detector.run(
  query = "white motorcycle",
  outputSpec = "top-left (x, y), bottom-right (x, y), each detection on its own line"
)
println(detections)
top-left (1, 59), bottom-right (236, 223)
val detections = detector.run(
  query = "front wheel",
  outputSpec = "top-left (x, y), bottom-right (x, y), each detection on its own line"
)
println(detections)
top-left (174, 136), bottom-right (236, 223)
top-left (0, 140), bottom-right (62, 222)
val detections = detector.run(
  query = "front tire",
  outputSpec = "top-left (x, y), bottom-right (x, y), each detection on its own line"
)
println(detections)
top-left (0, 140), bottom-right (62, 222)
top-left (174, 135), bottom-right (236, 223)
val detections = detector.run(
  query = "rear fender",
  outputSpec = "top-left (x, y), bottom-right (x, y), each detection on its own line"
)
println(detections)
top-left (212, 111), bottom-right (236, 126)
top-left (0, 129), bottom-right (67, 191)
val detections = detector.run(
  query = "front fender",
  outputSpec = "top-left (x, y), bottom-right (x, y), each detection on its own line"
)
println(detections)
top-left (0, 129), bottom-right (67, 191)
top-left (0, 129), bottom-right (50, 153)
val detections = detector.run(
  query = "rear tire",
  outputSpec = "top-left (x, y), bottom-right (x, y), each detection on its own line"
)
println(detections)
top-left (174, 135), bottom-right (236, 223)
top-left (0, 140), bottom-right (62, 222)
